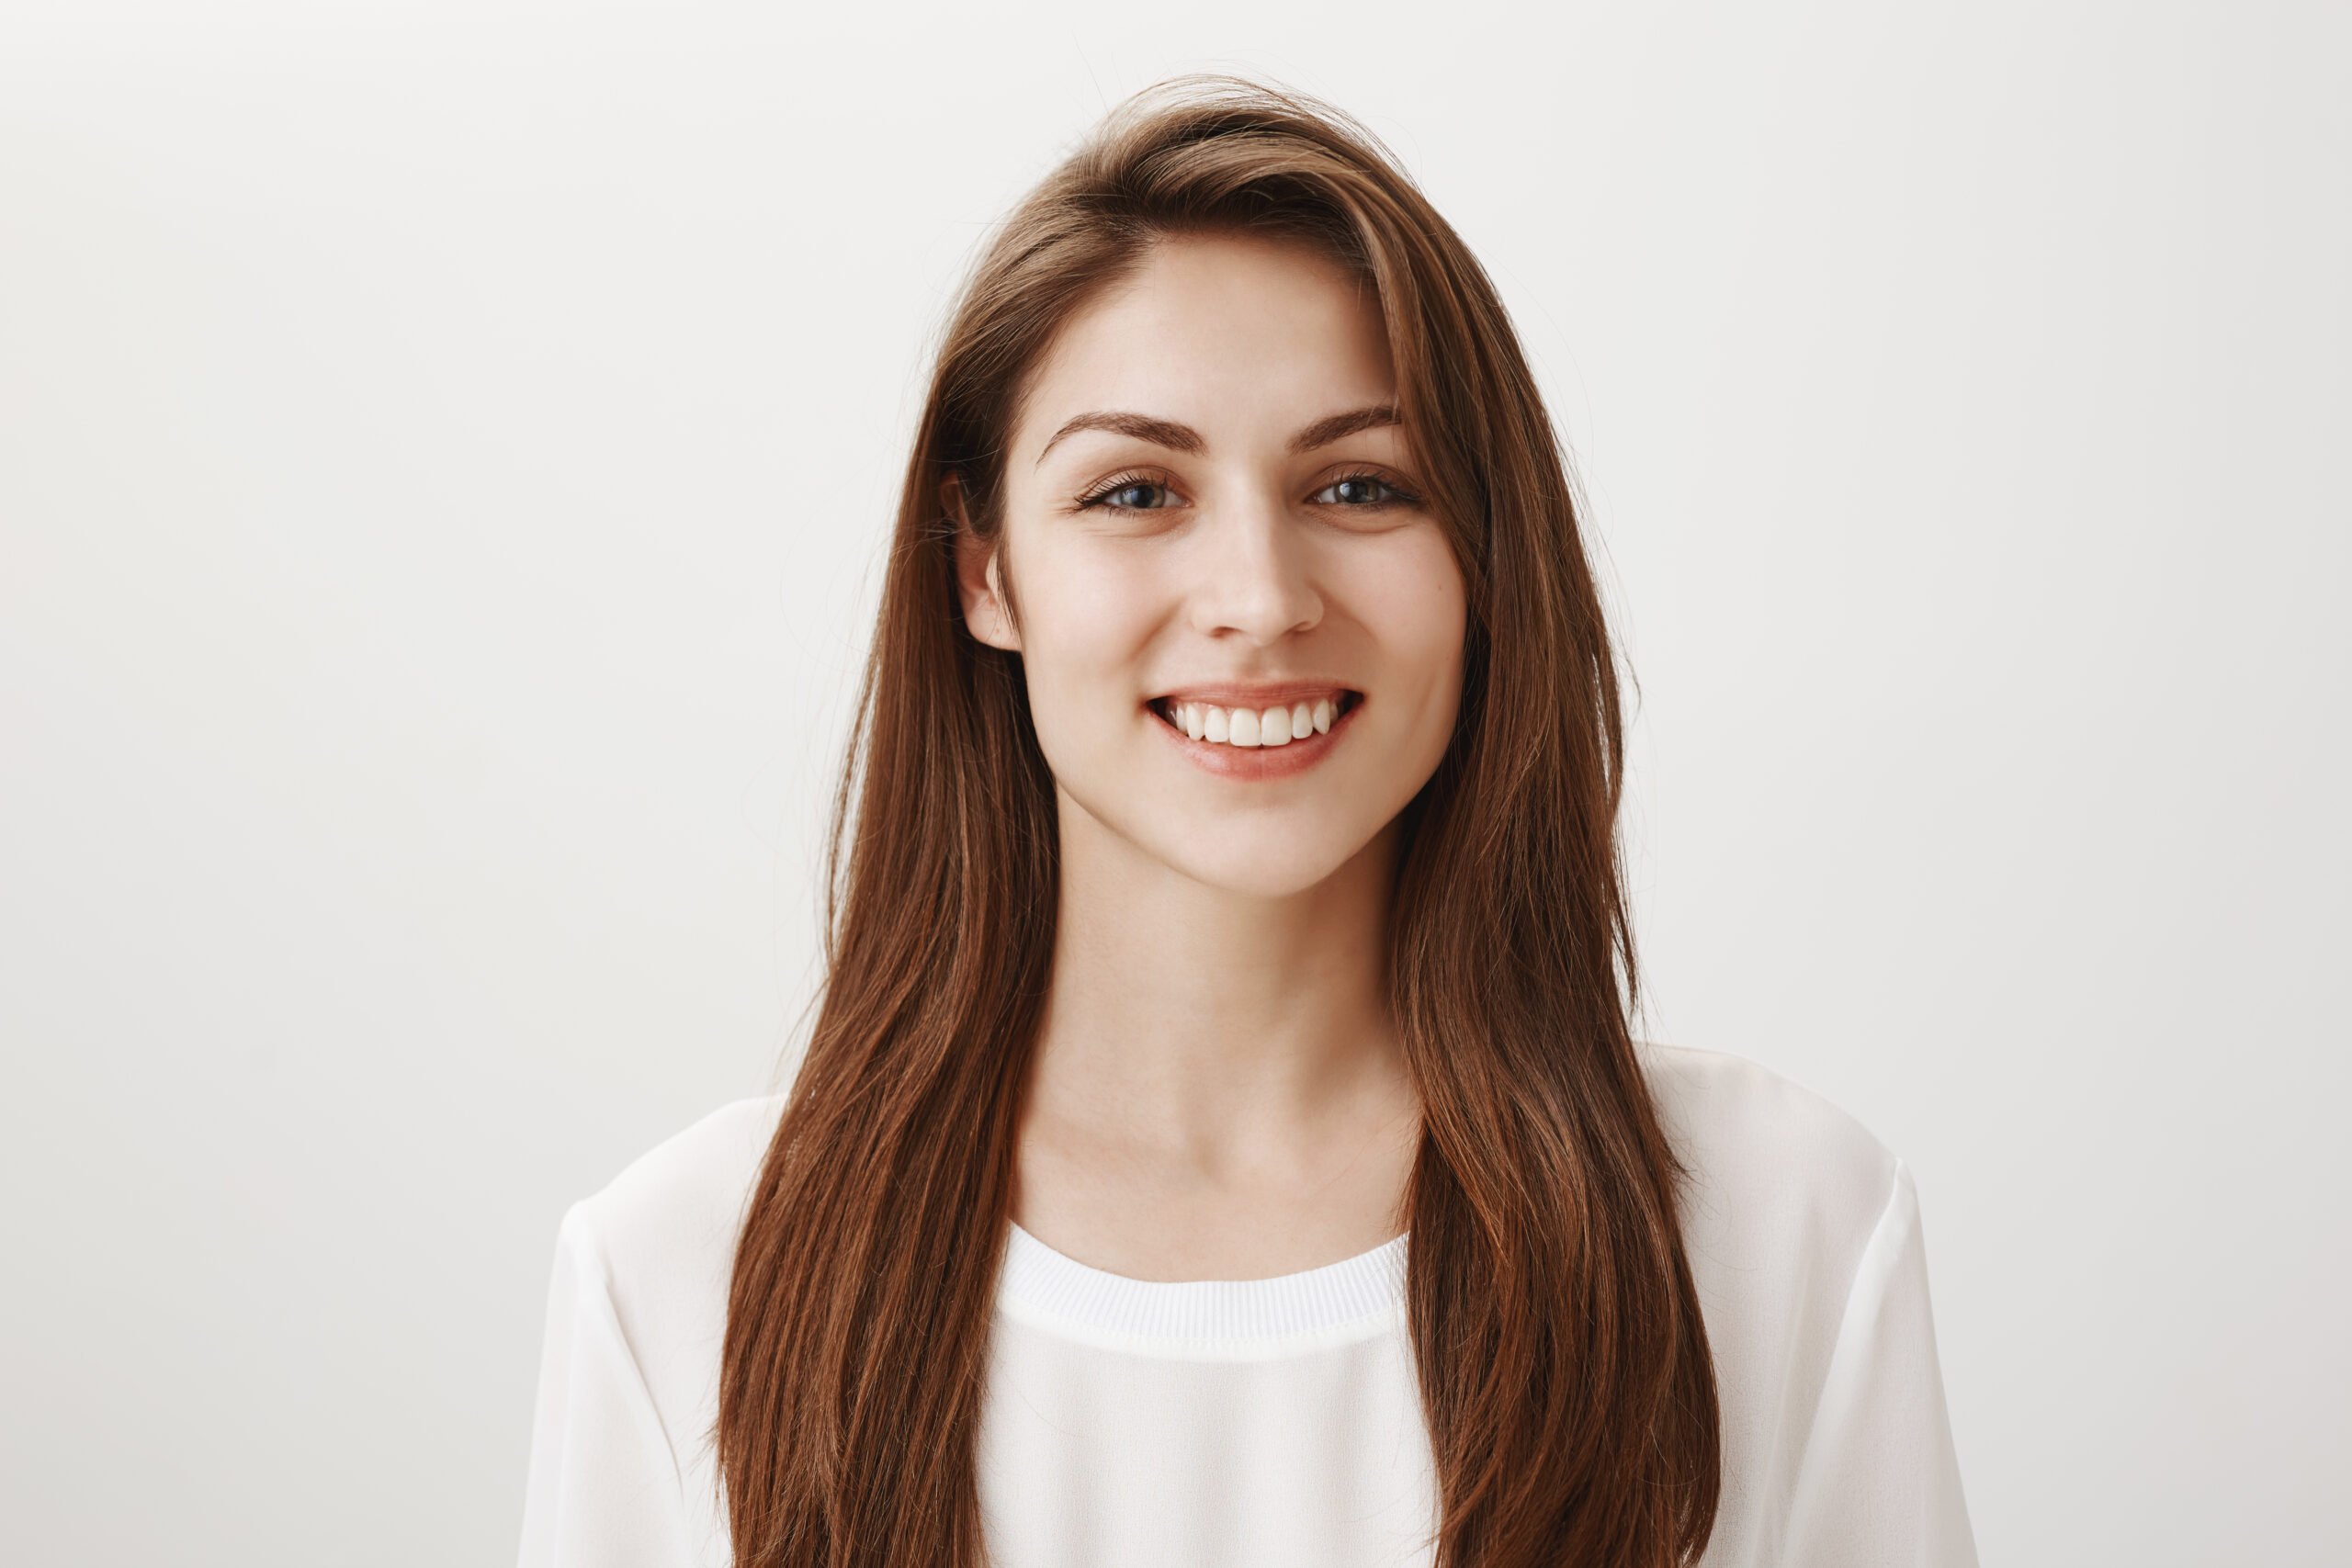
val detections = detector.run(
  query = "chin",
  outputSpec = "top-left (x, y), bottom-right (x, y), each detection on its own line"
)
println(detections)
top-left (1159, 838), bottom-right (1363, 900)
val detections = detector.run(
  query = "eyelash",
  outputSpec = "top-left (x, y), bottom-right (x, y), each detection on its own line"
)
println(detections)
top-left (1073, 468), bottom-right (1422, 514)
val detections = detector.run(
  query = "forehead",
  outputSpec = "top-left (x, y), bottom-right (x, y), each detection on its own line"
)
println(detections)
top-left (1014, 231), bottom-right (1397, 457)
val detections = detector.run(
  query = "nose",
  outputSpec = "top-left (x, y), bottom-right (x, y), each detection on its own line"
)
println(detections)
top-left (1183, 490), bottom-right (1324, 645)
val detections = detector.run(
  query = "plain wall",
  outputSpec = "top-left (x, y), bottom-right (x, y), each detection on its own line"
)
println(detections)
top-left (3, 2), bottom-right (2345, 1562)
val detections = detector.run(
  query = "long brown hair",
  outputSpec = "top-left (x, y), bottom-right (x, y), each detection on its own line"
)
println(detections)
top-left (709, 73), bottom-right (1721, 1567)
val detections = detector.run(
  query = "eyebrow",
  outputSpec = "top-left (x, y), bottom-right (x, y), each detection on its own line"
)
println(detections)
top-left (1034, 402), bottom-right (1402, 467)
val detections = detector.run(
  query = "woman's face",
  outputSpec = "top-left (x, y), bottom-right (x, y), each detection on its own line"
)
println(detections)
top-left (957, 231), bottom-right (1467, 899)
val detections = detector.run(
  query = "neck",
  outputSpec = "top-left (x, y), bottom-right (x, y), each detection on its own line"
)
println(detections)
top-left (1025, 806), bottom-right (1414, 1179)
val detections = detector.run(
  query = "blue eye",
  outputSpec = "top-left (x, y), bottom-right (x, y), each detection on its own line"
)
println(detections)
top-left (1083, 479), bottom-right (1171, 512)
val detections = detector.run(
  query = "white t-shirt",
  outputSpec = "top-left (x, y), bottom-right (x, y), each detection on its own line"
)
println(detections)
top-left (514, 1041), bottom-right (1979, 1566)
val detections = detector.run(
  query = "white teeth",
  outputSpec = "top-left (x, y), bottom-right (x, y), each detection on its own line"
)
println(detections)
top-left (1163, 694), bottom-right (1351, 749)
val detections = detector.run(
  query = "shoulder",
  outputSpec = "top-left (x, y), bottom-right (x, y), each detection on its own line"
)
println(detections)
top-left (554, 1091), bottom-right (790, 1434)
top-left (1634, 1039), bottom-right (1905, 1321)
top-left (1637, 1038), bottom-right (1899, 1225)
top-left (569, 1090), bottom-right (790, 1268)
top-left (578, 1100), bottom-right (790, 1241)
top-left (1631, 1042), bottom-right (1966, 1556)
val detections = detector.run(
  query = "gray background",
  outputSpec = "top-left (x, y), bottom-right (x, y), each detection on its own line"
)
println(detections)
top-left (3, 2), bottom-right (2345, 1562)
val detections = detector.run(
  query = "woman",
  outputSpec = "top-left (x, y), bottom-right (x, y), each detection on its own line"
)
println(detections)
top-left (517, 74), bottom-right (1978, 1568)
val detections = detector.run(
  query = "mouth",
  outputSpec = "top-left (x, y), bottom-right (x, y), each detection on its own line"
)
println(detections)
top-left (1145, 689), bottom-right (1365, 739)
top-left (1141, 689), bottom-right (1367, 781)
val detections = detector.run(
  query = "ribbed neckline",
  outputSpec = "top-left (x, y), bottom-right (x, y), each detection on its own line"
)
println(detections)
top-left (997, 1220), bottom-right (1409, 1348)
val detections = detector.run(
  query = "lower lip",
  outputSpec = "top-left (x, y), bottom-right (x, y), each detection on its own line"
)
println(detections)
top-left (1147, 696), bottom-right (1363, 781)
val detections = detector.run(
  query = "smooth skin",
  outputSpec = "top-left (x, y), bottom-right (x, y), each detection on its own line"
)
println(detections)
top-left (953, 231), bottom-right (1467, 1283)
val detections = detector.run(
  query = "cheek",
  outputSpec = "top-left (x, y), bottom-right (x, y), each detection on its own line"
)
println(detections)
top-left (1017, 547), bottom-right (1164, 710)
top-left (1356, 531), bottom-right (1468, 685)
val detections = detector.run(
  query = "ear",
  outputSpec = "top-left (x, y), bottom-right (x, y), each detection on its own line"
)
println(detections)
top-left (944, 472), bottom-right (1021, 653)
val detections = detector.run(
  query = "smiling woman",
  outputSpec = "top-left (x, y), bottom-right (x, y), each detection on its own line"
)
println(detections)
top-left (516, 72), bottom-right (1978, 1568)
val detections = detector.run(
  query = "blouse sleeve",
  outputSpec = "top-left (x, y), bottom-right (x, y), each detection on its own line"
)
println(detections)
top-left (516, 1202), bottom-right (698, 1568)
top-left (1778, 1158), bottom-right (1981, 1567)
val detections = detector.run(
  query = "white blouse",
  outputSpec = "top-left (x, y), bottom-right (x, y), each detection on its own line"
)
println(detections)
top-left (515, 1042), bottom-right (1979, 1566)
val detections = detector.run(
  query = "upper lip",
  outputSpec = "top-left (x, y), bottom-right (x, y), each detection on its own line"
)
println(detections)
top-left (1149, 680), bottom-right (1361, 707)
